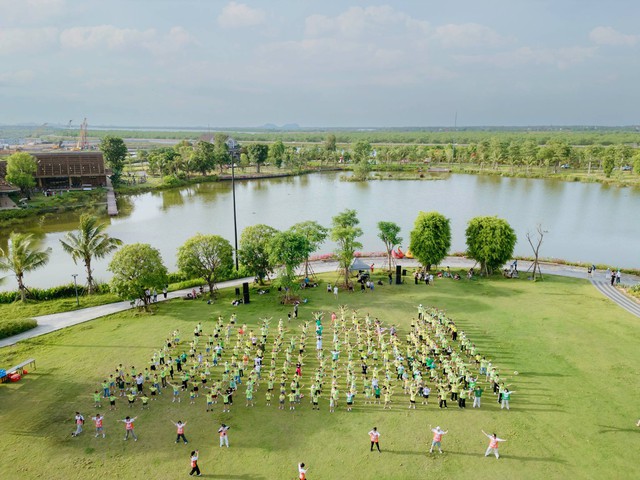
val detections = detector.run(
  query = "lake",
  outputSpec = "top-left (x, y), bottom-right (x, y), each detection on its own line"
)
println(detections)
top-left (1, 172), bottom-right (638, 290)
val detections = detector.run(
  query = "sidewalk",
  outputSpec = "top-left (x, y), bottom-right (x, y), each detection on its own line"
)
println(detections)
top-left (1, 256), bottom-right (638, 348)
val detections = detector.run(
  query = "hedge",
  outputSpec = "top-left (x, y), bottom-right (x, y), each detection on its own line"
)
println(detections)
top-left (0, 283), bottom-right (110, 304)
top-left (0, 319), bottom-right (38, 340)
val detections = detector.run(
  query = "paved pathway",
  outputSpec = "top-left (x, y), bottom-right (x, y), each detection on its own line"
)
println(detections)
top-left (1, 257), bottom-right (638, 348)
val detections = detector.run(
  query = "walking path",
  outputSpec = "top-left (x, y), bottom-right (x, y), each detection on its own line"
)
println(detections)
top-left (1, 257), bottom-right (638, 348)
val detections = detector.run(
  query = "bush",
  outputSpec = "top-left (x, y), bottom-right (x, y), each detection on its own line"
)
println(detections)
top-left (162, 175), bottom-right (185, 188)
top-left (0, 283), bottom-right (110, 304)
top-left (0, 319), bottom-right (37, 340)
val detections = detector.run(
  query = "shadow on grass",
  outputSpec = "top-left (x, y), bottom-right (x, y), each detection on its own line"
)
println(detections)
top-left (597, 424), bottom-right (640, 434)
top-left (517, 371), bottom-right (567, 378)
top-left (383, 448), bottom-right (424, 456)
top-left (446, 450), bottom-right (567, 463)
top-left (200, 475), bottom-right (266, 479)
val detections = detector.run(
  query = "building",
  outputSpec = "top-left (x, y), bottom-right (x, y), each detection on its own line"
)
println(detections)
top-left (0, 152), bottom-right (108, 190)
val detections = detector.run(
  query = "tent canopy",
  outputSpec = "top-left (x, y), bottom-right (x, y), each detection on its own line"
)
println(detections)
top-left (349, 257), bottom-right (371, 271)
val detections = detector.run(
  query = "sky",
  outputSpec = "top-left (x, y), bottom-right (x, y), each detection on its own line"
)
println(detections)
top-left (1, 0), bottom-right (639, 128)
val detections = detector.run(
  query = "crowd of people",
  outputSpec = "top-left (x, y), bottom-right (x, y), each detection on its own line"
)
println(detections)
top-left (75, 303), bottom-right (514, 474)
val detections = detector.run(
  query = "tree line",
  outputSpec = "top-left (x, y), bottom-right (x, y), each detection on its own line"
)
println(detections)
top-left (0, 211), bottom-right (517, 306)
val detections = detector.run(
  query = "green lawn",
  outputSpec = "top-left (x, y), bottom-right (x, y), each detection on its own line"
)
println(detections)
top-left (1, 272), bottom-right (639, 480)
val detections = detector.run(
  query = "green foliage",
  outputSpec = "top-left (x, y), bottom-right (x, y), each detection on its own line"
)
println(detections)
top-left (0, 282), bottom-right (110, 304)
top-left (176, 234), bottom-right (234, 295)
top-left (238, 224), bottom-right (278, 283)
top-left (331, 209), bottom-right (363, 287)
top-left (290, 221), bottom-right (328, 277)
top-left (634, 154), bottom-right (640, 175)
top-left (465, 216), bottom-right (517, 275)
top-left (161, 175), bottom-right (185, 187)
top-left (191, 141), bottom-right (216, 175)
top-left (108, 243), bottom-right (168, 307)
top-left (325, 133), bottom-right (337, 152)
top-left (0, 232), bottom-right (52, 301)
top-left (99, 136), bottom-right (128, 185)
top-left (0, 318), bottom-right (37, 339)
top-left (59, 214), bottom-right (123, 294)
top-left (247, 143), bottom-right (269, 173)
top-left (269, 140), bottom-right (286, 168)
top-left (268, 230), bottom-right (310, 300)
top-left (377, 221), bottom-right (402, 271)
top-left (5, 152), bottom-right (37, 197)
top-left (409, 211), bottom-right (451, 270)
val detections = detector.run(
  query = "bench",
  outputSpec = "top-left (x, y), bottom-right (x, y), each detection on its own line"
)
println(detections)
top-left (1, 358), bottom-right (36, 382)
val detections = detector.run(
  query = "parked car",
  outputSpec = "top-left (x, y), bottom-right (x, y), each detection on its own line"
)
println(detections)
top-left (621, 165), bottom-right (632, 171)
top-left (560, 164), bottom-right (571, 169)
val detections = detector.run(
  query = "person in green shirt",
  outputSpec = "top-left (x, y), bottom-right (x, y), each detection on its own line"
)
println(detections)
top-left (222, 392), bottom-right (230, 413)
top-left (140, 395), bottom-right (150, 409)
top-left (473, 386), bottom-right (484, 408)
top-left (500, 388), bottom-right (515, 410)
top-left (288, 392), bottom-right (296, 410)
top-left (127, 392), bottom-right (136, 408)
top-left (109, 394), bottom-right (117, 411)
top-left (458, 388), bottom-right (468, 408)
top-left (93, 391), bottom-right (102, 408)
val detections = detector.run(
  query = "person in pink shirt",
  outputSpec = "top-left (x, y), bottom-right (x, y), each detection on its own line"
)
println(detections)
top-left (429, 425), bottom-right (448, 454)
top-left (482, 430), bottom-right (506, 458)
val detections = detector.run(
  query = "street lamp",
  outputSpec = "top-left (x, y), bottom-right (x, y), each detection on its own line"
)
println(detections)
top-left (231, 151), bottom-right (239, 271)
top-left (71, 274), bottom-right (79, 306)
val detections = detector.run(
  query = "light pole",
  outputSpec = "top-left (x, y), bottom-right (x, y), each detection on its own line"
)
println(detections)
top-left (72, 274), bottom-right (79, 306)
top-left (231, 152), bottom-right (239, 271)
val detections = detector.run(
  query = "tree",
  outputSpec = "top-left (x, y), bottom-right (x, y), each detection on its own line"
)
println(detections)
top-left (176, 234), bottom-right (233, 297)
top-left (377, 221), bottom-right (402, 271)
top-left (99, 136), bottom-right (128, 185)
top-left (602, 148), bottom-right (615, 178)
top-left (238, 224), bottom-right (278, 283)
top-left (213, 134), bottom-right (231, 172)
top-left (269, 140), bottom-right (286, 168)
top-left (148, 147), bottom-right (179, 176)
top-left (409, 212), bottom-right (451, 271)
top-left (324, 133), bottom-right (337, 152)
top-left (59, 214), bottom-right (123, 294)
top-left (247, 143), bottom-right (269, 173)
top-left (0, 232), bottom-right (51, 301)
top-left (192, 141), bottom-right (216, 176)
top-left (290, 220), bottom-right (328, 277)
top-left (465, 216), bottom-right (517, 276)
top-left (331, 209), bottom-right (363, 288)
top-left (268, 231), bottom-right (309, 302)
top-left (5, 152), bottom-right (37, 199)
top-left (108, 243), bottom-right (168, 309)
top-left (526, 224), bottom-right (546, 281)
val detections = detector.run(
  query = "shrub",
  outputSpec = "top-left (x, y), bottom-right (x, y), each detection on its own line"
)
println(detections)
top-left (0, 319), bottom-right (37, 340)
top-left (0, 283), bottom-right (110, 304)
top-left (162, 175), bottom-right (185, 188)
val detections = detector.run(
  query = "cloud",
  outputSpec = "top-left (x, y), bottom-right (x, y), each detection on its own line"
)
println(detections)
top-left (58, 25), bottom-right (197, 54)
top-left (0, 27), bottom-right (58, 55)
top-left (305, 6), bottom-right (429, 39)
top-left (0, 69), bottom-right (35, 86)
top-left (433, 23), bottom-right (508, 49)
top-left (589, 26), bottom-right (638, 46)
top-left (217, 2), bottom-right (266, 29)
top-left (455, 46), bottom-right (595, 69)
top-left (0, 0), bottom-right (66, 24)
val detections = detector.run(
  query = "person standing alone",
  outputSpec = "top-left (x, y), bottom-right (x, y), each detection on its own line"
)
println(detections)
top-left (482, 430), bottom-right (506, 458)
top-left (369, 427), bottom-right (381, 452)
top-left (189, 450), bottom-right (201, 476)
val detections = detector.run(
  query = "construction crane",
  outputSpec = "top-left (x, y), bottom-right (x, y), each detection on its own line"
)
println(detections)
top-left (76, 118), bottom-right (88, 150)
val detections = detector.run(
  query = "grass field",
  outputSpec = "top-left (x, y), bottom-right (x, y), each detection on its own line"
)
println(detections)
top-left (1, 272), bottom-right (639, 480)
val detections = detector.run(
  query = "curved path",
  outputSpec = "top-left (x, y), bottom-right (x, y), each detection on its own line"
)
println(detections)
top-left (1, 257), bottom-right (638, 349)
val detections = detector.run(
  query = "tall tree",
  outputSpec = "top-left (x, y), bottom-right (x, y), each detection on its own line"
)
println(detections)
top-left (59, 214), bottom-right (123, 294)
top-left (377, 221), bottom-right (402, 271)
top-left (324, 133), bottom-right (337, 152)
top-left (290, 220), bottom-right (328, 277)
top-left (99, 136), bottom-right (128, 185)
top-left (465, 216), bottom-right (517, 276)
top-left (0, 232), bottom-right (51, 301)
top-left (409, 212), bottom-right (451, 271)
top-left (269, 140), bottom-right (286, 168)
top-left (331, 209), bottom-right (363, 288)
top-left (4, 152), bottom-right (37, 199)
top-left (238, 224), bottom-right (278, 283)
top-left (176, 234), bottom-right (233, 297)
top-left (192, 141), bottom-right (216, 176)
top-left (213, 134), bottom-right (231, 172)
top-left (247, 144), bottom-right (269, 173)
top-left (268, 231), bottom-right (310, 302)
top-left (108, 243), bottom-right (168, 309)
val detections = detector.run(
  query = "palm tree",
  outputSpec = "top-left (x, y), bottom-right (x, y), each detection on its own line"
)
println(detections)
top-left (60, 214), bottom-right (123, 294)
top-left (0, 232), bottom-right (52, 301)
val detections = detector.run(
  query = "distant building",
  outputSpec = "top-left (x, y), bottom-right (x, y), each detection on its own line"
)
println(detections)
top-left (0, 151), bottom-right (107, 190)
top-left (198, 134), bottom-right (241, 160)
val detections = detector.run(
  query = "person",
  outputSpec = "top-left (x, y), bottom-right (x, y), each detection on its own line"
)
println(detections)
top-left (369, 427), bottom-right (381, 452)
top-left (388, 273), bottom-right (392, 285)
top-left (218, 423), bottom-right (230, 448)
top-left (616, 269), bottom-right (621, 284)
top-left (482, 430), bottom-right (506, 458)
top-left (473, 385), bottom-right (484, 408)
top-left (189, 450), bottom-right (201, 476)
top-left (72, 412), bottom-right (84, 437)
top-left (173, 420), bottom-right (188, 444)
top-left (92, 413), bottom-right (105, 438)
top-left (163, 285), bottom-right (168, 299)
top-left (501, 388), bottom-right (515, 410)
top-left (294, 302), bottom-right (299, 319)
top-left (333, 286), bottom-right (338, 299)
top-left (122, 416), bottom-right (138, 441)
top-left (429, 426), bottom-right (448, 454)
top-left (298, 462), bottom-right (307, 480)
